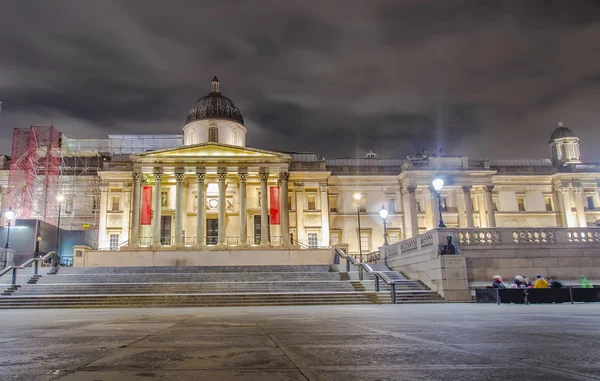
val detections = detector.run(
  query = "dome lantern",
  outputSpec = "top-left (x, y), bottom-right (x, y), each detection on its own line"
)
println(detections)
top-left (549, 122), bottom-right (581, 166)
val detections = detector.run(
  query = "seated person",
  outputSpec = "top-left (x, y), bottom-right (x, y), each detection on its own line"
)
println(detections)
top-left (513, 275), bottom-right (527, 288)
top-left (534, 275), bottom-right (549, 288)
top-left (548, 278), bottom-right (564, 288)
top-left (492, 275), bottom-right (506, 289)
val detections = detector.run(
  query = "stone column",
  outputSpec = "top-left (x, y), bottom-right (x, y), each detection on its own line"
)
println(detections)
top-left (279, 172), bottom-right (290, 246)
top-left (98, 183), bottom-right (109, 247)
top-left (174, 169), bottom-right (185, 246)
top-left (195, 169), bottom-right (206, 246)
top-left (429, 187), bottom-right (440, 229)
top-left (131, 172), bottom-right (142, 246)
top-left (238, 169), bottom-right (248, 245)
top-left (295, 182), bottom-right (305, 243)
top-left (402, 186), bottom-right (419, 238)
top-left (462, 186), bottom-right (475, 228)
top-left (557, 188), bottom-right (569, 227)
top-left (259, 171), bottom-right (269, 245)
top-left (152, 170), bottom-right (163, 246)
top-left (573, 187), bottom-right (587, 227)
top-left (484, 185), bottom-right (496, 228)
top-left (122, 185), bottom-right (132, 244)
top-left (456, 189), bottom-right (466, 227)
top-left (319, 182), bottom-right (330, 247)
top-left (0, 186), bottom-right (7, 226)
top-left (217, 168), bottom-right (227, 245)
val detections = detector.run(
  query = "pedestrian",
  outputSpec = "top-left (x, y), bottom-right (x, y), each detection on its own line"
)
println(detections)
top-left (534, 275), bottom-right (548, 288)
top-left (580, 275), bottom-right (593, 288)
top-left (492, 275), bottom-right (506, 289)
top-left (548, 278), bottom-right (564, 288)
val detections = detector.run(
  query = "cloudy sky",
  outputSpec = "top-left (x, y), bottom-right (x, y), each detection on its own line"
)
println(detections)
top-left (1, 0), bottom-right (599, 160)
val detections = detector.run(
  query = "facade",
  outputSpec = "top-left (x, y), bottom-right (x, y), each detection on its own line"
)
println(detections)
top-left (1, 78), bottom-right (600, 258)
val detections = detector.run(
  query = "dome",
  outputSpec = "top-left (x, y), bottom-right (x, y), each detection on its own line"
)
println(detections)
top-left (549, 122), bottom-right (577, 143)
top-left (185, 77), bottom-right (244, 126)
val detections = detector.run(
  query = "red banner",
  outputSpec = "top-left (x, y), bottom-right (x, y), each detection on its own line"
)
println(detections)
top-left (270, 186), bottom-right (280, 225)
top-left (141, 185), bottom-right (152, 225)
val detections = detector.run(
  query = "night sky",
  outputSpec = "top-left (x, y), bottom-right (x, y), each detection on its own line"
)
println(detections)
top-left (1, 0), bottom-right (599, 161)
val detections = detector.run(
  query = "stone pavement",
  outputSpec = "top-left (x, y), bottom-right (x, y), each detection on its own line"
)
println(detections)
top-left (1, 304), bottom-right (600, 380)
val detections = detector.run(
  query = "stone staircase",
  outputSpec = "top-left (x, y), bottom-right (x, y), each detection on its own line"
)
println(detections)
top-left (0, 265), bottom-right (443, 308)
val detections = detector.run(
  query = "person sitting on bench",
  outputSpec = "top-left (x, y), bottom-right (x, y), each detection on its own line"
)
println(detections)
top-left (492, 275), bottom-right (506, 289)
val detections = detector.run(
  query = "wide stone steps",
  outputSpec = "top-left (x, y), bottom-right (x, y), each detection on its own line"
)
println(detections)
top-left (55, 265), bottom-right (332, 274)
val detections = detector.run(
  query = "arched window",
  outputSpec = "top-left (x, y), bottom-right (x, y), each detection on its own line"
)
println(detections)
top-left (208, 127), bottom-right (218, 143)
top-left (188, 129), bottom-right (195, 145)
top-left (232, 129), bottom-right (239, 145)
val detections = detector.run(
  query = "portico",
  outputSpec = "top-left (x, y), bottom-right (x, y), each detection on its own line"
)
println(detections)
top-left (127, 143), bottom-right (292, 248)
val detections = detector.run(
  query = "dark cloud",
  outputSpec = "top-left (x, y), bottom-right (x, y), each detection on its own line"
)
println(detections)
top-left (1, 0), bottom-right (600, 161)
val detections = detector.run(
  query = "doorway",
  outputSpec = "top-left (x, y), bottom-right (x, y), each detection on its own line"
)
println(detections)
top-left (160, 216), bottom-right (172, 245)
top-left (206, 218), bottom-right (218, 245)
top-left (253, 215), bottom-right (270, 244)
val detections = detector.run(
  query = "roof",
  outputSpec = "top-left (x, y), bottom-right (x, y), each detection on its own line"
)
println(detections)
top-left (549, 123), bottom-right (577, 143)
top-left (185, 77), bottom-right (244, 126)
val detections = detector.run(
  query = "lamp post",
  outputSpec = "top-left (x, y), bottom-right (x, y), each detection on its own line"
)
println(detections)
top-left (353, 192), bottom-right (364, 280)
top-left (54, 194), bottom-right (64, 272)
top-left (432, 178), bottom-right (446, 228)
top-left (379, 205), bottom-right (389, 246)
top-left (4, 206), bottom-right (15, 249)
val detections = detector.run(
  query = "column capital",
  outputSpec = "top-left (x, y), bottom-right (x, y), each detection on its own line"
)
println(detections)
top-left (238, 171), bottom-right (248, 182)
top-left (572, 187), bottom-right (584, 194)
top-left (153, 172), bottom-right (164, 182)
top-left (196, 172), bottom-right (206, 182)
top-left (175, 172), bottom-right (185, 182)
top-left (461, 185), bottom-right (473, 193)
top-left (403, 185), bottom-right (417, 194)
top-left (279, 172), bottom-right (290, 181)
top-left (132, 172), bottom-right (143, 181)
top-left (319, 182), bottom-right (328, 192)
top-left (294, 182), bottom-right (304, 192)
top-left (100, 183), bottom-right (109, 192)
top-left (123, 186), bottom-right (132, 193)
top-left (259, 172), bottom-right (269, 181)
top-left (217, 168), bottom-right (227, 182)
top-left (484, 185), bottom-right (494, 193)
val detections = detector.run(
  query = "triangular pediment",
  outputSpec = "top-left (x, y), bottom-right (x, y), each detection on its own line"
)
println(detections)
top-left (132, 143), bottom-right (290, 161)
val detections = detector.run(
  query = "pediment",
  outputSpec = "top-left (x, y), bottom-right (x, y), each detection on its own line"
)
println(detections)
top-left (131, 143), bottom-right (289, 161)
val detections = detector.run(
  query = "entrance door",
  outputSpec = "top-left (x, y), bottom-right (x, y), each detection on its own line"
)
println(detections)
top-left (206, 218), bottom-right (218, 245)
top-left (253, 215), bottom-right (271, 244)
top-left (160, 216), bottom-right (172, 245)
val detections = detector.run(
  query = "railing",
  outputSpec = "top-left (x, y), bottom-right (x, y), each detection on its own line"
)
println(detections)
top-left (454, 227), bottom-right (600, 245)
top-left (184, 236), bottom-right (196, 246)
top-left (226, 236), bottom-right (239, 246)
top-left (292, 238), bottom-right (330, 249)
top-left (334, 248), bottom-right (401, 304)
top-left (0, 251), bottom-right (59, 285)
top-left (366, 250), bottom-right (380, 264)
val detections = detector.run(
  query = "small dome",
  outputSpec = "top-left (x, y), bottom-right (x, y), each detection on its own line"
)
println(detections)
top-left (549, 122), bottom-right (577, 143)
top-left (185, 77), bottom-right (244, 126)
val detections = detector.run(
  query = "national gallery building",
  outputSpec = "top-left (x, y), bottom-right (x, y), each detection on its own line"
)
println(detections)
top-left (1, 77), bottom-right (599, 258)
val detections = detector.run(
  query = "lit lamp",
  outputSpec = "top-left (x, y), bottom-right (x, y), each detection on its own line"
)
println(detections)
top-left (379, 205), bottom-right (389, 246)
top-left (353, 192), bottom-right (363, 261)
top-left (432, 178), bottom-right (447, 228)
top-left (54, 194), bottom-right (65, 271)
top-left (4, 206), bottom-right (15, 249)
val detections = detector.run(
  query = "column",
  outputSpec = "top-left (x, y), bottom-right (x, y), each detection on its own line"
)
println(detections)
top-left (131, 172), bottom-right (142, 246)
top-left (573, 187), bottom-right (587, 227)
top-left (0, 186), bottom-right (6, 226)
top-left (456, 189), bottom-right (466, 227)
top-left (217, 168), bottom-right (227, 245)
top-left (557, 188), bottom-right (569, 227)
top-left (122, 185), bottom-right (132, 244)
top-left (319, 182), bottom-right (330, 247)
top-left (238, 169), bottom-right (248, 245)
top-left (152, 170), bottom-right (163, 246)
top-left (259, 170), bottom-right (269, 245)
top-left (279, 172), bottom-right (290, 245)
top-left (195, 169), bottom-right (206, 246)
top-left (402, 186), bottom-right (419, 238)
top-left (429, 187), bottom-right (440, 229)
top-left (98, 183), bottom-right (108, 247)
top-left (462, 186), bottom-right (475, 228)
top-left (295, 182), bottom-right (305, 243)
top-left (484, 185), bottom-right (496, 228)
top-left (174, 169), bottom-right (185, 246)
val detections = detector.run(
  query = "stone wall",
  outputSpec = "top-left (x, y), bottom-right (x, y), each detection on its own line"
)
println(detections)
top-left (76, 248), bottom-right (334, 267)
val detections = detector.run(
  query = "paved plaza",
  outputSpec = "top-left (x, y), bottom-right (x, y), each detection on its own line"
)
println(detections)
top-left (1, 304), bottom-right (599, 380)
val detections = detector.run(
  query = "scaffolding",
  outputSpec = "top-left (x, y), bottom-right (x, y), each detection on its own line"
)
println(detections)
top-left (8, 126), bottom-right (61, 223)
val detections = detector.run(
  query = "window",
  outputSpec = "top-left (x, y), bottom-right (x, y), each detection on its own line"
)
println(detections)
top-left (188, 129), bottom-right (195, 145)
top-left (307, 195), bottom-right (316, 211)
top-left (329, 195), bottom-right (338, 213)
top-left (257, 191), bottom-right (261, 207)
top-left (232, 129), bottom-right (239, 145)
top-left (208, 126), bottom-right (218, 142)
top-left (388, 230), bottom-right (401, 244)
top-left (109, 233), bottom-right (119, 251)
top-left (387, 198), bottom-right (396, 213)
top-left (161, 191), bottom-right (168, 208)
top-left (587, 196), bottom-right (596, 210)
top-left (545, 197), bottom-right (554, 212)
top-left (92, 196), bottom-right (99, 212)
top-left (330, 231), bottom-right (341, 246)
top-left (360, 232), bottom-right (371, 252)
top-left (111, 196), bottom-right (120, 211)
top-left (517, 197), bottom-right (525, 212)
top-left (65, 198), bottom-right (73, 214)
top-left (308, 233), bottom-right (318, 249)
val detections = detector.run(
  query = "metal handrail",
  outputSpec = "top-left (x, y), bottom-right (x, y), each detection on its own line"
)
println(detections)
top-left (334, 248), bottom-right (400, 304)
top-left (0, 251), bottom-right (59, 285)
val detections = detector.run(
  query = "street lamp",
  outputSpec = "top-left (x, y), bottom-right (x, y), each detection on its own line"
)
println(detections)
top-left (353, 192), bottom-right (364, 280)
top-left (4, 206), bottom-right (15, 249)
top-left (379, 205), bottom-right (389, 246)
top-left (432, 178), bottom-right (447, 228)
top-left (54, 194), bottom-right (65, 271)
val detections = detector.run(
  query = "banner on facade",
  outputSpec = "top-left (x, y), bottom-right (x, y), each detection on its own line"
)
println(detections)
top-left (270, 186), bottom-right (280, 225)
top-left (141, 185), bottom-right (152, 225)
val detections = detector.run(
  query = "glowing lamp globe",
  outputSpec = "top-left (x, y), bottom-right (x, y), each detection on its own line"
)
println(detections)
top-left (4, 207), bottom-right (15, 221)
top-left (353, 192), bottom-right (362, 201)
top-left (379, 206), bottom-right (388, 220)
top-left (432, 178), bottom-right (444, 192)
top-left (56, 194), bottom-right (65, 202)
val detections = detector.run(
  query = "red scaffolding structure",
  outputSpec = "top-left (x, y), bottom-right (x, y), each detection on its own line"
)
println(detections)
top-left (8, 126), bottom-right (62, 224)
